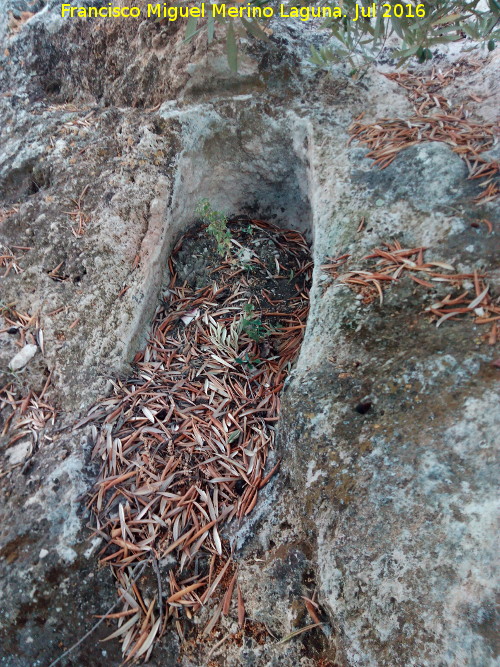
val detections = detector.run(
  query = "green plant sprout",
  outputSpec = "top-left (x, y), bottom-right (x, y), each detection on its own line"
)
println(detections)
top-left (234, 352), bottom-right (262, 370)
top-left (195, 199), bottom-right (232, 257)
top-left (241, 303), bottom-right (271, 342)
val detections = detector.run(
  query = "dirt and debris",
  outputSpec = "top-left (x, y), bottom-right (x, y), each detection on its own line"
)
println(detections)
top-left (322, 241), bottom-right (499, 344)
top-left (0, 301), bottom-right (56, 479)
top-left (84, 219), bottom-right (312, 662)
top-left (349, 61), bottom-right (499, 203)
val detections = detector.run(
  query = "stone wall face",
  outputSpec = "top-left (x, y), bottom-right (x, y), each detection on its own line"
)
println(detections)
top-left (1, 2), bottom-right (498, 665)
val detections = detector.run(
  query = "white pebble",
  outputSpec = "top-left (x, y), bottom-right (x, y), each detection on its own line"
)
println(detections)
top-left (8, 344), bottom-right (38, 371)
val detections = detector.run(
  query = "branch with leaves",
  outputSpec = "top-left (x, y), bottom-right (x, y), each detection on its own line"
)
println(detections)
top-left (183, 0), bottom-right (499, 75)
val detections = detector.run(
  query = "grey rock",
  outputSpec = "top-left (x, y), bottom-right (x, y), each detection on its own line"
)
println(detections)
top-left (352, 142), bottom-right (478, 213)
top-left (8, 343), bottom-right (37, 370)
top-left (0, 6), bottom-right (498, 667)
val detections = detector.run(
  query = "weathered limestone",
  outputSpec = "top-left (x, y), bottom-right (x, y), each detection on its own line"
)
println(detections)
top-left (1, 2), bottom-right (498, 665)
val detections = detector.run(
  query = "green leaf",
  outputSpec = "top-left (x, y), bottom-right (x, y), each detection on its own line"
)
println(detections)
top-left (207, 13), bottom-right (215, 44)
top-left (488, 38), bottom-right (496, 49)
top-left (426, 34), bottom-right (461, 44)
top-left (184, 15), bottom-right (198, 43)
top-left (226, 20), bottom-right (238, 73)
top-left (431, 12), bottom-right (463, 25)
top-left (390, 15), bottom-right (406, 39)
top-left (309, 44), bottom-right (322, 65)
top-left (394, 44), bottom-right (423, 58)
top-left (241, 17), bottom-right (270, 42)
top-left (329, 27), bottom-right (344, 42)
top-left (363, 21), bottom-right (375, 36)
top-left (374, 8), bottom-right (384, 42)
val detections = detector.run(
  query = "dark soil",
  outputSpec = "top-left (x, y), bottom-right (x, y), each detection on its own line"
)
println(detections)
top-left (172, 216), bottom-right (312, 316)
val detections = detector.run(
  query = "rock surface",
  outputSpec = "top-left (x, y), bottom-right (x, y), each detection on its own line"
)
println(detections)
top-left (0, 2), bottom-right (499, 666)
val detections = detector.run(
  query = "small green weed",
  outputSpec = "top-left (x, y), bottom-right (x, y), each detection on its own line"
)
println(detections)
top-left (241, 303), bottom-right (270, 343)
top-left (195, 199), bottom-right (232, 257)
top-left (234, 352), bottom-right (261, 370)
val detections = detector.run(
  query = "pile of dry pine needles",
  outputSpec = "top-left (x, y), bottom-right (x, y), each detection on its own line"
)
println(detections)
top-left (322, 241), bottom-right (499, 345)
top-left (87, 220), bottom-right (311, 662)
top-left (349, 61), bottom-right (499, 203)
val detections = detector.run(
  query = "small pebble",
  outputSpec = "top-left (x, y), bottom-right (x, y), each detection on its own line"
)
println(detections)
top-left (9, 344), bottom-right (38, 371)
